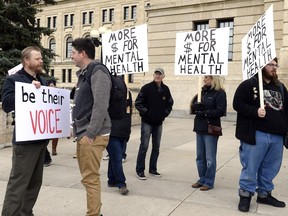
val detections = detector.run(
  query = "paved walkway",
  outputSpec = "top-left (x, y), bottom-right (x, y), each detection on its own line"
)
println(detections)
top-left (1, 118), bottom-right (288, 216)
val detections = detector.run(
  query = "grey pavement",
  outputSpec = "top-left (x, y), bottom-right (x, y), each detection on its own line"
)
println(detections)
top-left (1, 117), bottom-right (288, 216)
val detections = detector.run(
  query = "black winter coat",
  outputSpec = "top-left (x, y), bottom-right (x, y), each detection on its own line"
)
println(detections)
top-left (135, 81), bottom-right (173, 125)
top-left (192, 86), bottom-right (227, 134)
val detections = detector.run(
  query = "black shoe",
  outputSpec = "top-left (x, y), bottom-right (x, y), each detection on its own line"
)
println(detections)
top-left (257, 195), bottom-right (286, 207)
top-left (149, 171), bottom-right (162, 177)
top-left (238, 196), bottom-right (251, 212)
top-left (136, 172), bottom-right (147, 180)
top-left (44, 159), bottom-right (52, 167)
top-left (108, 183), bottom-right (117, 188)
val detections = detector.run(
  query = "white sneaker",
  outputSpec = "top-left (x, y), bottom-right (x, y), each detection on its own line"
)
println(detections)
top-left (103, 155), bottom-right (109, 160)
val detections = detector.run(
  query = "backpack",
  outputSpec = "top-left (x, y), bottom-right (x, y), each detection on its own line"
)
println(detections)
top-left (85, 61), bottom-right (128, 120)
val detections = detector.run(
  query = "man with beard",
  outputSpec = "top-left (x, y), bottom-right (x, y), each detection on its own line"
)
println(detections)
top-left (233, 57), bottom-right (288, 212)
top-left (1, 46), bottom-right (49, 216)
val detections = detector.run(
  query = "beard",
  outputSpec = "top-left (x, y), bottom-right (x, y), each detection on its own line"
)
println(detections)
top-left (28, 64), bottom-right (43, 74)
top-left (262, 69), bottom-right (276, 80)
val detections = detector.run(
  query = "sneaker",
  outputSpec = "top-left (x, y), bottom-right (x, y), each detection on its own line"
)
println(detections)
top-left (149, 171), bottom-right (162, 177)
top-left (119, 186), bottom-right (129, 195)
top-left (44, 159), bottom-right (52, 167)
top-left (136, 172), bottom-right (147, 180)
top-left (257, 195), bottom-right (286, 207)
top-left (103, 155), bottom-right (109, 160)
top-left (108, 183), bottom-right (117, 188)
top-left (73, 154), bottom-right (77, 159)
top-left (122, 158), bottom-right (126, 163)
top-left (238, 196), bottom-right (251, 212)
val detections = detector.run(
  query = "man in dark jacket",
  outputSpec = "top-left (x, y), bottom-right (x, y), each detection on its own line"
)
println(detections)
top-left (1, 46), bottom-right (49, 216)
top-left (233, 58), bottom-right (288, 212)
top-left (135, 67), bottom-right (174, 180)
top-left (107, 89), bottom-right (132, 195)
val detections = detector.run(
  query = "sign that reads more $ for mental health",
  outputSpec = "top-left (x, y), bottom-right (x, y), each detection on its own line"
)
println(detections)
top-left (242, 4), bottom-right (275, 80)
top-left (15, 82), bottom-right (71, 142)
top-left (174, 27), bottom-right (230, 76)
top-left (102, 24), bottom-right (149, 75)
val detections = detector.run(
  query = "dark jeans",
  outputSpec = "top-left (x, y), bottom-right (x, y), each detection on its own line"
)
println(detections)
top-left (1, 141), bottom-right (48, 216)
top-left (136, 122), bottom-right (162, 173)
top-left (106, 136), bottom-right (127, 188)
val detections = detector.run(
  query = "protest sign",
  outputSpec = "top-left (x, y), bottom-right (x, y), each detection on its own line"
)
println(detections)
top-left (242, 4), bottom-right (275, 80)
top-left (15, 82), bottom-right (70, 141)
top-left (102, 24), bottom-right (149, 75)
top-left (8, 63), bottom-right (22, 75)
top-left (174, 27), bottom-right (230, 76)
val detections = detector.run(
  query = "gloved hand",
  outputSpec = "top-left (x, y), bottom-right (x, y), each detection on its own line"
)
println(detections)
top-left (193, 103), bottom-right (204, 112)
top-left (195, 111), bottom-right (206, 117)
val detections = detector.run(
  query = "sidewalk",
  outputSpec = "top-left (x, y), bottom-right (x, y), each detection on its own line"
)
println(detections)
top-left (1, 118), bottom-right (288, 216)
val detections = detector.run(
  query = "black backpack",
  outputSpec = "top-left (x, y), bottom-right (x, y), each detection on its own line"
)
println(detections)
top-left (86, 61), bottom-right (127, 120)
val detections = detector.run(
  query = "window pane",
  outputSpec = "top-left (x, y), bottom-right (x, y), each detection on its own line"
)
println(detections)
top-left (64, 15), bottom-right (68, 26)
top-left (66, 37), bottom-right (73, 58)
top-left (131, 5), bottom-right (137, 20)
top-left (102, 9), bottom-right (107, 23)
top-left (49, 38), bottom-right (56, 54)
top-left (62, 69), bottom-right (66, 83)
top-left (195, 22), bottom-right (209, 31)
top-left (70, 14), bottom-right (74, 26)
top-left (53, 16), bottom-right (57, 28)
top-left (124, 6), bottom-right (129, 20)
top-left (82, 12), bottom-right (87, 25)
top-left (89, 11), bottom-right (94, 24)
top-left (218, 20), bottom-right (234, 61)
top-left (109, 8), bottom-right (114, 22)
top-left (47, 17), bottom-right (51, 28)
top-left (68, 69), bottom-right (72, 83)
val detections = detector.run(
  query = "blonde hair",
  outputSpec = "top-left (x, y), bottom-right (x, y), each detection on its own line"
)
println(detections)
top-left (21, 46), bottom-right (41, 66)
top-left (210, 76), bottom-right (225, 91)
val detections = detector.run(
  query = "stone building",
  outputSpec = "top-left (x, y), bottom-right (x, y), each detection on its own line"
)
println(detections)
top-left (36, 0), bottom-right (288, 119)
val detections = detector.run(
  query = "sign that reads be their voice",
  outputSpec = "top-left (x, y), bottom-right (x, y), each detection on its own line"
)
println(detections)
top-left (102, 24), bottom-right (149, 75)
top-left (242, 4), bottom-right (275, 80)
top-left (15, 82), bottom-right (71, 142)
top-left (174, 27), bottom-right (230, 76)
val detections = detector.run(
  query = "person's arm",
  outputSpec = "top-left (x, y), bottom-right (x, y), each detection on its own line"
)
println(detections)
top-left (86, 68), bottom-right (111, 140)
top-left (135, 87), bottom-right (148, 116)
top-left (165, 88), bottom-right (174, 117)
top-left (205, 90), bottom-right (227, 118)
top-left (2, 77), bottom-right (16, 113)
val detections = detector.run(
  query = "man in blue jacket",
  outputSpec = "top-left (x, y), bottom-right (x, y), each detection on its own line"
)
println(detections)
top-left (1, 46), bottom-right (49, 216)
top-left (135, 68), bottom-right (174, 180)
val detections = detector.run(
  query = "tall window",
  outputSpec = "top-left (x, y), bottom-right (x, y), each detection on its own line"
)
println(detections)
top-left (62, 69), bottom-right (66, 82)
top-left (47, 17), bottom-right (51, 28)
top-left (52, 16), bottom-right (57, 28)
top-left (123, 6), bottom-right (129, 20)
top-left (218, 19), bottom-right (234, 61)
top-left (49, 38), bottom-right (56, 54)
top-left (66, 37), bottom-right (73, 58)
top-left (64, 14), bottom-right (74, 27)
top-left (36, 18), bottom-right (40, 27)
top-left (123, 5), bottom-right (137, 21)
top-left (68, 69), bottom-right (72, 83)
top-left (82, 11), bottom-right (93, 25)
top-left (131, 5), bottom-right (137, 20)
top-left (194, 21), bottom-right (209, 31)
top-left (102, 8), bottom-right (114, 23)
top-left (50, 69), bottom-right (54, 77)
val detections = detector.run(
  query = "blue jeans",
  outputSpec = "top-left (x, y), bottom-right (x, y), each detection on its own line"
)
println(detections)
top-left (239, 130), bottom-right (283, 197)
top-left (136, 122), bottom-right (162, 173)
top-left (106, 136), bottom-right (127, 188)
top-left (195, 133), bottom-right (219, 188)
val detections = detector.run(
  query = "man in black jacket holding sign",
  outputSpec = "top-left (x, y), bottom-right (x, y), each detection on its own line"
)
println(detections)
top-left (233, 58), bottom-right (288, 212)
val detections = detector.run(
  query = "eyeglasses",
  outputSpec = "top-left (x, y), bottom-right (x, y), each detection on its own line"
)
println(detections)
top-left (267, 63), bottom-right (279, 68)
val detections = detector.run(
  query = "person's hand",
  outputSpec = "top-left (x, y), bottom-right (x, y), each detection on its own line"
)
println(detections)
top-left (193, 103), bottom-right (204, 111)
top-left (85, 136), bottom-right (94, 144)
top-left (32, 80), bottom-right (41, 89)
top-left (258, 107), bottom-right (266, 118)
top-left (195, 111), bottom-right (205, 117)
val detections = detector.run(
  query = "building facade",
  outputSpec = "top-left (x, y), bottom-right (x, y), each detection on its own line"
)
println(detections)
top-left (36, 0), bottom-right (288, 119)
